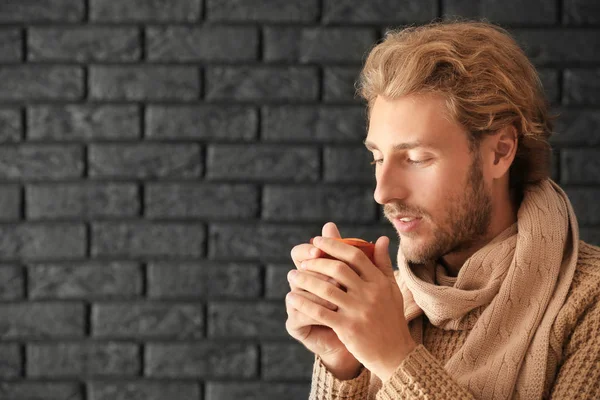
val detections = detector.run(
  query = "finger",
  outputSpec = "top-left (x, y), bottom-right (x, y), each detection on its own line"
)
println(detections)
top-left (291, 243), bottom-right (323, 269)
top-left (288, 270), bottom-right (343, 291)
top-left (322, 222), bottom-right (342, 239)
top-left (289, 270), bottom-right (349, 310)
top-left (300, 258), bottom-right (362, 291)
top-left (374, 236), bottom-right (395, 279)
top-left (286, 291), bottom-right (336, 322)
top-left (287, 285), bottom-right (338, 311)
top-left (286, 291), bottom-right (340, 329)
top-left (311, 236), bottom-right (378, 282)
top-left (285, 303), bottom-right (325, 341)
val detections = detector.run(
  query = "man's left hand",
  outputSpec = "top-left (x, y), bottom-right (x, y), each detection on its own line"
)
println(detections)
top-left (286, 235), bottom-right (417, 382)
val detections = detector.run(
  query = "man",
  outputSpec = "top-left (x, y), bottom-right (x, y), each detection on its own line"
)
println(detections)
top-left (285, 21), bottom-right (600, 399)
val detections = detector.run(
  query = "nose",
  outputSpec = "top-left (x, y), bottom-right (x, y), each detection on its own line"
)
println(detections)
top-left (373, 161), bottom-right (409, 205)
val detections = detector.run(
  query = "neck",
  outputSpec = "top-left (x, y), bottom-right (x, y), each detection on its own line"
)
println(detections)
top-left (441, 188), bottom-right (519, 276)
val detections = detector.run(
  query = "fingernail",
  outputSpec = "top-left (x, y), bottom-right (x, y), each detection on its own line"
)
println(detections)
top-left (309, 248), bottom-right (319, 257)
top-left (288, 270), bottom-right (298, 281)
top-left (300, 261), bottom-right (307, 269)
top-left (313, 236), bottom-right (322, 245)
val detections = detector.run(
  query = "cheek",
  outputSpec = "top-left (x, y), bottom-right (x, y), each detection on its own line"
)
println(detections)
top-left (413, 166), bottom-right (463, 220)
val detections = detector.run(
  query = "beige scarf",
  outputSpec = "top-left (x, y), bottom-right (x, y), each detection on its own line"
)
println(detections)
top-left (397, 179), bottom-right (579, 399)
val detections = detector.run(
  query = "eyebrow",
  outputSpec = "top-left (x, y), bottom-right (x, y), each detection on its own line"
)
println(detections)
top-left (363, 140), bottom-right (433, 151)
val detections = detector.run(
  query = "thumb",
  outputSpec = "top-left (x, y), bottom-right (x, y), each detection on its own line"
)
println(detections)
top-left (373, 236), bottom-right (395, 279)
top-left (322, 222), bottom-right (342, 239)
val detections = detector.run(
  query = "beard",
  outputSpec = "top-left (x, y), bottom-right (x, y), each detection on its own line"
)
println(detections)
top-left (384, 152), bottom-right (492, 265)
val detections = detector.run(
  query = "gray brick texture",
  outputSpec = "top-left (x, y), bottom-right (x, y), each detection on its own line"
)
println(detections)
top-left (0, 1), bottom-right (598, 399)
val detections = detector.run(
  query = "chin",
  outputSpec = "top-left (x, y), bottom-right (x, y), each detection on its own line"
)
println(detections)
top-left (399, 236), bottom-right (429, 264)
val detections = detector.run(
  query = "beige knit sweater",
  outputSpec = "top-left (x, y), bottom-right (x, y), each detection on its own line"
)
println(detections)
top-left (309, 241), bottom-right (600, 399)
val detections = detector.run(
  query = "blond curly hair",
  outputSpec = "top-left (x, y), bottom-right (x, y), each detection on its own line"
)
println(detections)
top-left (357, 21), bottom-right (553, 192)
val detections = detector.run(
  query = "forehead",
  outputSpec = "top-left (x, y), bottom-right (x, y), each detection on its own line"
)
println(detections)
top-left (365, 94), bottom-right (468, 151)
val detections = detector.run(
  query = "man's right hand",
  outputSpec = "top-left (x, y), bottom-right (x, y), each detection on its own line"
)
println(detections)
top-left (285, 222), bottom-right (364, 380)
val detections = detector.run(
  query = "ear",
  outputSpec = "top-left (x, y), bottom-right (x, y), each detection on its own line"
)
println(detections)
top-left (489, 125), bottom-right (518, 179)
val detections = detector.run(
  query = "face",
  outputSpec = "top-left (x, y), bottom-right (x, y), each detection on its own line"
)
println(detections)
top-left (365, 94), bottom-right (493, 265)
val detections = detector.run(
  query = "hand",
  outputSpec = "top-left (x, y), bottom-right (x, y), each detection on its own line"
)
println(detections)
top-left (287, 235), bottom-right (416, 382)
top-left (285, 223), bottom-right (363, 379)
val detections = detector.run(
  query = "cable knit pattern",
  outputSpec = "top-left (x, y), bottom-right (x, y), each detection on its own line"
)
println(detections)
top-left (309, 180), bottom-right (600, 399)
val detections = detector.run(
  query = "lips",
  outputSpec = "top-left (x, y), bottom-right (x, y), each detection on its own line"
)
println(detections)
top-left (392, 216), bottom-right (422, 233)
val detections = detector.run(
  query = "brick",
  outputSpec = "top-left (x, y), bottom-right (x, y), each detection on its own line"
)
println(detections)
top-left (263, 185), bottom-right (376, 222)
top-left (92, 222), bottom-right (205, 258)
top-left (28, 27), bottom-right (140, 62)
top-left (146, 183), bottom-right (257, 219)
top-left (0, 344), bottom-right (20, 378)
top-left (323, 0), bottom-right (436, 23)
top-left (265, 264), bottom-right (291, 299)
top-left (27, 183), bottom-right (139, 219)
top-left (264, 27), bottom-right (376, 63)
top-left (564, 188), bottom-right (600, 225)
top-left (89, 144), bottom-right (201, 179)
top-left (28, 105), bottom-right (140, 141)
top-left (145, 343), bottom-right (257, 377)
top-left (581, 228), bottom-right (600, 246)
top-left (0, 66), bottom-right (83, 100)
top-left (146, 105), bottom-right (257, 141)
top-left (89, 382), bottom-right (200, 400)
top-left (28, 262), bottom-right (142, 299)
top-left (0, 303), bottom-right (84, 339)
top-left (0, 145), bottom-right (82, 180)
top-left (551, 110), bottom-right (600, 146)
top-left (89, 66), bottom-right (199, 100)
top-left (0, 382), bottom-right (82, 400)
top-left (0, 108), bottom-right (22, 142)
top-left (148, 262), bottom-right (261, 299)
top-left (538, 69), bottom-right (559, 105)
top-left (0, 185), bottom-right (20, 220)
top-left (27, 342), bottom-right (139, 377)
top-left (561, 149), bottom-right (600, 184)
top-left (323, 67), bottom-right (363, 103)
top-left (209, 302), bottom-right (287, 338)
top-left (147, 26), bottom-right (258, 61)
top-left (324, 146), bottom-right (376, 183)
top-left (210, 223), bottom-right (315, 261)
top-left (0, 29), bottom-right (22, 61)
top-left (0, 0), bottom-right (83, 22)
top-left (0, 265), bottom-right (23, 300)
top-left (207, 0), bottom-right (318, 22)
top-left (90, 0), bottom-right (201, 21)
top-left (206, 382), bottom-right (310, 400)
top-left (513, 30), bottom-right (600, 65)
top-left (444, 0), bottom-right (556, 24)
top-left (262, 106), bottom-right (366, 142)
top-left (262, 343), bottom-right (314, 380)
top-left (206, 145), bottom-right (319, 182)
top-left (92, 302), bottom-right (204, 339)
top-left (206, 67), bottom-right (318, 101)
top-left (563, 69), bottom-right (600, 105)
top-left (551, 148), bottom-right (560, 181)
top-left (564, 0), bottom-right (600, 25)
top-left (0, 224), bottom-right (86, 261)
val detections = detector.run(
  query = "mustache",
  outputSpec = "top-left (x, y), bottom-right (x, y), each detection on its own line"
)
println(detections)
top-left (383, 203), bottom-right (428, 219)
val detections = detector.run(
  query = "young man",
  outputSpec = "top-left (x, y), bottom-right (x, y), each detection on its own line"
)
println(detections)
top-left (285, 22), bottom-right (600, 399)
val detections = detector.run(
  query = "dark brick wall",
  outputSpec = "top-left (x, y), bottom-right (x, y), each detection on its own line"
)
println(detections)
top-left (0, 1), bottom-right (598, 399)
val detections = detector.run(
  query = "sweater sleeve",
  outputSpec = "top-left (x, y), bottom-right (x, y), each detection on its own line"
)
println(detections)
top-left (549, 299), bottom-right (600, 399)
top-left (375, 345), bottom-right (475, 400)
top-left (309, 346), bottom-right (476, 400)
top-left (309, 355), bottom-right (372, 400)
